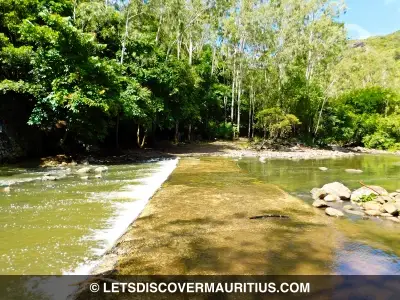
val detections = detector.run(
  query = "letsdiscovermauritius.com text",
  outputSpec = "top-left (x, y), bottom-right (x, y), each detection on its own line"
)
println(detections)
top-left (90, 281), bottom-right (310, 294)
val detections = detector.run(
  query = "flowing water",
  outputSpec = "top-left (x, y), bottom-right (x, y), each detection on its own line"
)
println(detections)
top-left (1, 154), bottom-right (400, 277)
top-left (0, 159), bottom-right (178, 275)
top-left (238, 154), bottom-right (400, 275)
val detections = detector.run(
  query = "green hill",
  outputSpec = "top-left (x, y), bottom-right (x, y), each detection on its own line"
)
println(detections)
top-left (333, 31), bottom-right (400, 94)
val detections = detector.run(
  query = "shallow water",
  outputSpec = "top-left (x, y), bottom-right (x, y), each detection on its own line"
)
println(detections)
top-left (239, 154), bottom-right (400, 275)
top-left (0, 159), bottom-right (177, 275)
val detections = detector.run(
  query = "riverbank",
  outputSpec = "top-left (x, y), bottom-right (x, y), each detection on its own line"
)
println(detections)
top-left (37, 141), bottom-right (377, 168)
top-left (91, 157), bottom-right (338, 275)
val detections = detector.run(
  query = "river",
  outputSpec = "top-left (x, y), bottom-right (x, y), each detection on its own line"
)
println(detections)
top-left (0, 154), bottom-right (400, 275)
top-left (239, 154), bottom-right (400, 274)
top-left (0, 159), bottom-right (178, 275)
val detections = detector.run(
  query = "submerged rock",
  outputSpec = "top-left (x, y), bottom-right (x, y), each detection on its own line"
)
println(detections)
top-left (2, 186), bottom-right (10, 193)
top-left (321, 182), bottom-right (351, 200)
top-left (345, 169), bottom-right (363, 174)
top-left (351, 186), bottom-right (389, 201)
top-left (312, 199), bottom-right (328, 208)
top-left (343, 205), bottom-right (353, 210)
top-left (319, 167), bottom-right (328, 171)
top-left (365, 210), bottom-right (381, 216)
top-left (345, 209), bottom-right (365, 216)
top-left (387, 217), bottom-right (400, 223)
top-left (325, 207), bottom-right (344, 217)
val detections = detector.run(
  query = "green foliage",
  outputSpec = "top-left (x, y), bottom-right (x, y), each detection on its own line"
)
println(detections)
top-left (356, 194), bottom-right (377, 203)
top-left (207, 121), bottom-right (234, 140)
top-left (320, 87), bottom-right (400, 148)
top-left (256, 108), bottom-right (301, 140)
top-left (0, 0), bottom-right (397, 153)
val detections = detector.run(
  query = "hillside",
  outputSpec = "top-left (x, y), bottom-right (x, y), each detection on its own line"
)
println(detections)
top-left (333, 31), bottom-right (400, 94)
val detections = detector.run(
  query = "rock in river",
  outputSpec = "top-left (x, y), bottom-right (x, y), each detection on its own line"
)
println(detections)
top-left (321, 182), bottom-right (351, 200)
top-left (364, 202), bottom-right (381, 211)
top-left (383, 203), bottom-right (398, 215)
top-left (345, 209), bottom-right (365, 216)
top-left (345, 169), bottom-right (363, 174)
top-left (312, 199), bottom-right (328, 208)
top-left (76, 167), bottom-right (91, 174)
top-left (310, 188), bottom-right (328, 200)
top-left (343, 205), bottom-right (353, 210)
top-left (319, 167), bottom-right (328, 171)
top-left (324, 194), bottom-right (339, 202)
top-left (351, 186), bottom-right (389, 201)
top-left (387, 217), bottom-right (400, 223)
top-left (365, 210), bottom-right (381, 216)
top-left (325, 207), bottom-right (344, 217)
top-left (94, 166), bottom-right (108, 173)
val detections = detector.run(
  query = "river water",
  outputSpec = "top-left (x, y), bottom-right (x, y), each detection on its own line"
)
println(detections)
top-left (0, 154), bottom-right (400, 276)
top-left (239, 154), bottom-right (400, 275)
top-left (0, 159), bottom-right (178, 275)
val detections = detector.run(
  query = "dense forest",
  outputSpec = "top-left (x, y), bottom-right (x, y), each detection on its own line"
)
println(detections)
top-left (0, 0), bottom-right (399, 159)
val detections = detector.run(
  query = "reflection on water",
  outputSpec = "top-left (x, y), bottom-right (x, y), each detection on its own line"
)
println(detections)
top-left (239, 154), bottom-right (400, 275)
top-left (0, 159), bottom-right (177, 275)
top-left (336, 241), bottom-right (400, 275)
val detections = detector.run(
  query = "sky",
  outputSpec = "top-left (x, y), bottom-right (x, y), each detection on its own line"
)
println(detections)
top-left (341, 0), bottom-right (400, 39)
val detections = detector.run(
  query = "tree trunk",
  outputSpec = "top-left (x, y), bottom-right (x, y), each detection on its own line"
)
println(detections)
top-left (136, 124), bottom-right (141, 147)
top-left (230, 60), bottom-right (236, 123)
top-left (174, 121), bottom-right (179, 144)
top-left (120, 11), bottom-right (130, 65)
top-left (251, 91), bottom-right (255, 139)
top-left (115, 114), bottom-right (119, 149)
top-left (248, 85), bottom-right (252, 139)
top-left (155, 11), bottom-right (163, 43)
top-left (237, 75), bottom-right (241, 138)
top-left (188, 123), bottom-right (192, 142)
top-left (188, 35), bottom-right (193, 65)
top-left (140, 129), bottom-right (147, 148)
top-left (223, 95), bottom-right (227, 125)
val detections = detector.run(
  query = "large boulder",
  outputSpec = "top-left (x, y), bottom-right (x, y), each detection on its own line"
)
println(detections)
top-left (321, 182), bottom-right (351, 200)
top-left (325, 207), bottom-right (344, 217)
top-left (312, 199), bottom-right (328, 208)
top-left (351, 186), bottom-right (388, 201)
